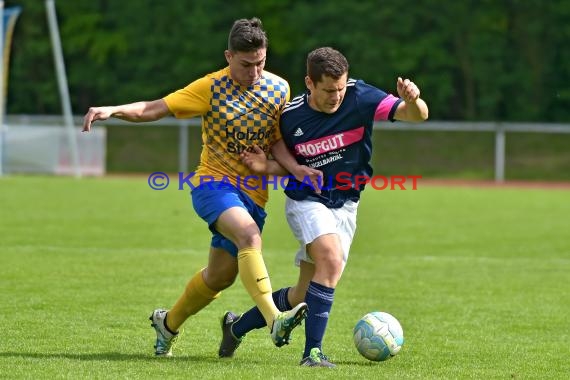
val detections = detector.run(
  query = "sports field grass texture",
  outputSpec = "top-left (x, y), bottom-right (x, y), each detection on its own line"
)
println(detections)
top-left (1, 176), bottom-right (568, 379)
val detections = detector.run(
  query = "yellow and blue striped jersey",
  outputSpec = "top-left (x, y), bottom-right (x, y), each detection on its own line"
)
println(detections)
top-left (164, 67), bottom-right (290, 207)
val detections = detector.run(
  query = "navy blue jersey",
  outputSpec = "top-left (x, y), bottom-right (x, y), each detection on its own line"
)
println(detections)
top-left (280, 79), bottom-right (402, 208)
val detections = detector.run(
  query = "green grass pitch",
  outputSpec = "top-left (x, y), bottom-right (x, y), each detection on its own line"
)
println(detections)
top-left (1, 176), bottom-right (568, 379)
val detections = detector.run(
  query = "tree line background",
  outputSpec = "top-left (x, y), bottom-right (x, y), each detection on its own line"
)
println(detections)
top-left (5, 0), bottom-right (570, 122)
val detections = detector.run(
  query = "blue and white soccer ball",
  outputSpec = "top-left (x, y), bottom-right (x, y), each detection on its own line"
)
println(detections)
top-left (353, 311), bottom-right (404, 361)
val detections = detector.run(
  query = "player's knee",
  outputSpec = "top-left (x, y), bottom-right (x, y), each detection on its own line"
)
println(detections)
top-left (235, 231), bottom-right (262, 249)
top-left (204, 267), bottom-right (237, 291)
top-left (315, 252), bottom-right (344, 282)
top-left (211, 276), bottom-right (236, 291)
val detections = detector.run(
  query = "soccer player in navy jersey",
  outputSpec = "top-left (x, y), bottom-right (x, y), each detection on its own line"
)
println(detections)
top-left (218, 47), bottom-right (428, 366)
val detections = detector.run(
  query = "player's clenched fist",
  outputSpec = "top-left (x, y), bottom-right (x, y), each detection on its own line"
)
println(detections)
top-left (396, 77), bottom-right (420, 103)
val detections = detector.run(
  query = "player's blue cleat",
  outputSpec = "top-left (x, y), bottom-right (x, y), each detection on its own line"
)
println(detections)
top-left (218, 311), bottom-right (243, 358)
top-left (300, 347), bottom-right (336, 368)
top-left (149, 309), bottom-right (178, 357)
top-left (270, 302), bottom-right (308, 347)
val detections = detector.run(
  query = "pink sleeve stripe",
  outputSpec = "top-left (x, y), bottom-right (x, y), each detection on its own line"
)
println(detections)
top-left (374, 94), bottom-right (400, 121)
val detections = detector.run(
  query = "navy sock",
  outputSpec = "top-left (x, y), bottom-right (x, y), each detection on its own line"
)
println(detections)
top-left (303, 281), bottom-right (334, 358)
top-left (232, 287), bottom-right (291, 338)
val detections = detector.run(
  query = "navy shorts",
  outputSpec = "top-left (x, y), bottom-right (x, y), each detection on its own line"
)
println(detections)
top-left (191, 181), bottom-right (267, 257)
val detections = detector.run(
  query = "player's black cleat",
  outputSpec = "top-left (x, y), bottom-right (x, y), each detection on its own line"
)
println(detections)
top-left (218, 311), bottom-right (243, 358)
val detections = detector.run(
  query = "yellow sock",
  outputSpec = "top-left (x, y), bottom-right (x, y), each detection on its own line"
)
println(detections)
top-left (238, 247), bottom-right (279, 326)
top-left (167, 269), bottom-right (220, 331)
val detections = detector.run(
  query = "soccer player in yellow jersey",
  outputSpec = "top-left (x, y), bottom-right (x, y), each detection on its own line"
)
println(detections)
top-left (82, 17), bottom-right (321, 357)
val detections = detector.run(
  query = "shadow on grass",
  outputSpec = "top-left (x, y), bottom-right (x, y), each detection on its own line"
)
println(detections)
top-left (0, 351), bottom-right (221, 362)
top-left (0, 352), bottom-right (384, 367)
top-left (334, 360), bottom-right (386, 367)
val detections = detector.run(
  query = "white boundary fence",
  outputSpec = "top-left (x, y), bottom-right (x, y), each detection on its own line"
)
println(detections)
top-left (6, 115), bottom-right (570, 182)
top-left (381, 121), bottom-right (570, 182)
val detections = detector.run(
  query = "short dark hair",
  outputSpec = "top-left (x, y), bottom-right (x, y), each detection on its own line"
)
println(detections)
top-left (307, 47), bottom-right (349, 83)
top-left (227, 17), bottom-right (268, 52)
